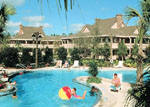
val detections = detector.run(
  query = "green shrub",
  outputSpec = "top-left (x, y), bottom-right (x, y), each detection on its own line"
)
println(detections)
top-left (43, 47), bottom-right (53, 64)
top-left (81, 59), bottom-right (111, 67)
top-left (70, 48), bottom-right (81, 62)
top-left (88, 61), bottom-right (98, 77)
top-left (124, 58), bottom-right (136, 68)
top-left (1, 47), bottom-right (19, 67)
top-left (81, 59), bottom-right (89, 66)
top-left (21, 48), bottom-right (32, 65)
top-left (56, 47), bottom-right (67, 64)
top-left (87, 77), bottom-right (101, 83)
top-left (113, 60), bottom-right (119, 66)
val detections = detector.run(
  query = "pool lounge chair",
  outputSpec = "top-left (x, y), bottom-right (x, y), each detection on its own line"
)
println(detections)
top-left (16, 64), bottom-right (26, 69)
top-left (72, 60), bottom-right (79, 68)
top-left (55, 60), bottom-right (62, 68)
top-left (0, 67), bottom-right (5, 75)
top-left (115, 61), bottom-right (124, 68)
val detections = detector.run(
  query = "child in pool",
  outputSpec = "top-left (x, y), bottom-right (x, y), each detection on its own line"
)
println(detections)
top-left (89, 86), bottom-right (98, 96)
top-left (12, 92), bottom-right (17, 99)
top-left (71, 88), bottom-right (87, 99)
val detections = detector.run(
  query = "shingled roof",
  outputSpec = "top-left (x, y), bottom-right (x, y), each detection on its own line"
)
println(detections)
top-left (76, 14), bottom-right (138, 37)
top-left (11, 25), bottom-right (63, 41)
top-left (12, 25), bottom-right (46, 40)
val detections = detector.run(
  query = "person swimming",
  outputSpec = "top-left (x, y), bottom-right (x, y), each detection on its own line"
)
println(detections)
top-left (71, 88), bottom-right (87, 99)
top-left (12, 92), bottom-right (17, 99)
top-left (89, 86), bottom-right (98, 96)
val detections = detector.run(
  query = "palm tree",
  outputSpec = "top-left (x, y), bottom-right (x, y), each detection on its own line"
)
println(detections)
top-left (125, 0), bottom-right (150, 83)
top-left (37, 0), bottom-right (75, 12)
top-left (125, 67), bottom-right (150, 107)
top-left (0, 4), bottom-right (16, 39)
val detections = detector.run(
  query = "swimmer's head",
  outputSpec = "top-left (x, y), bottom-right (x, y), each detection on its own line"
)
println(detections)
top-left (73, 88), bottom-right (76, 92)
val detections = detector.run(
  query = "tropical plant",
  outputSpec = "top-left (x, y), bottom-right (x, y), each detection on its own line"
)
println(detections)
top-left (102, 43), bottom-right (110, 61)
top-left (131, 42), bottom-right (139, 59)
top-left (37, 0), bottom-right (75, 12)
top-left (125, 67), bottom-right (150, 107)
top-left (117, 40), bottom-right (128, 61)
top-left (0, 32), bottom-right (11, 51)
top-left (70, 48), bottom-right (81, 62)
top-left (57, 47), bottom-right (67, 63)
top-left (87, 76), bottom-right (101, 84)
top-left (79, 48), bottom-right (91, 58)
top-left (43, 47), bottom-right (53, 64)
top-left (0, 4), bottom-right (16, 39)
top-left (1, 47), bottom-right (19, 67)
top-left (88, 61), bottom-right (98, 77)
top-left (21, 48), bottom-right (32, 65)
top-left (125, 0), bottom-right (150, 82)
top-left (145, 45), bottom-right (150, 63)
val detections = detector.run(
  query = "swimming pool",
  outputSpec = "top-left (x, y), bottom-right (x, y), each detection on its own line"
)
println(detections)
top-left (0, 69), bottom-right (136, 107)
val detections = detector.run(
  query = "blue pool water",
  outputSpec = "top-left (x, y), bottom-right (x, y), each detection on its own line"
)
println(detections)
top-left (0, 69), bottom-right (136, 107)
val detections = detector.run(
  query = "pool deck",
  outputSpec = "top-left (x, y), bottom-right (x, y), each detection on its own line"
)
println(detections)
top-left (2, 66), bottom-right (137, 75)
top-left (75, 76), bottom-right (132, 107)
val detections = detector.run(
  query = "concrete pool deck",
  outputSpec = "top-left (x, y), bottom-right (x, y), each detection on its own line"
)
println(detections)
top-left (75, 76), bottom-right (132, 107)
top-left (2, 66), bottom-right (137, 74)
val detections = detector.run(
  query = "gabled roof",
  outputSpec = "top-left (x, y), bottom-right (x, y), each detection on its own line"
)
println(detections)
top-left (77, 15), bottom-right (138, 37)
top-left (12, 26), bottom-right (46, 40)
top-left (110, 26), bottom-right (138, 36)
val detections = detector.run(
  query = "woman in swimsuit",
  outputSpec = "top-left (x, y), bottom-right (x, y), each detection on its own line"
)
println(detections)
top-left (71, 88), bottom-right (87, 99)
top-left (112, 73), bottom-right (121, 88)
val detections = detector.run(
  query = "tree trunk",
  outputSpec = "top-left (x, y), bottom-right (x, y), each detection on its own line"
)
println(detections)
top-left (122, 56), bottom-right (123, 61)
top-left (136, 30), bottom-right (144, 83)
top-left (136, 56), bottom-right (143, 83)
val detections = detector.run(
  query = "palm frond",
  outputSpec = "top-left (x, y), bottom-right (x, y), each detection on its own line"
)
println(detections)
top-left (125, 7), bottom-right (141, 21)
top-left (5, 5), bottom-right (16, 15)
top-left (141, 0), bottom-right (150, 23)
top-left (37, 0), bottom-right (75, 12)
top-left (125, 69), bottom-right (150, 107)
top-left (0, 3), bottom-right (15, 39)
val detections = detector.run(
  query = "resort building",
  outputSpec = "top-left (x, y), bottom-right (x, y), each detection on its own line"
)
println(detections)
top-left (9, 14), bottom-right (150, 59)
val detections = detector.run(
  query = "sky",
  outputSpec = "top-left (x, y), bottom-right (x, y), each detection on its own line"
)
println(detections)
top-left (0, 0), bottom-right (140, 35)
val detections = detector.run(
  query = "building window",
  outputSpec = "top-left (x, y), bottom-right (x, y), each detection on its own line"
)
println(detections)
top-left (113, 37), bottom-right (119, 43)
top-left (48, 41), bottom-right (53, 45)
top-left (19, 40), bottom-right (26, 44)
top-left (143, 38), bottom-right (149, 44)
top-left (113, 49), bottom-right (118, 55)
top-left (41, 41), bottom-right (48, 45)
top-left (125, 38), bottom-right (130, 43)
top-left (68, 39), bottom-right (72, 43)
top-left (131, 38), bottom-right (135, 43)
top-left (27, 41), bottom-right (33, 44)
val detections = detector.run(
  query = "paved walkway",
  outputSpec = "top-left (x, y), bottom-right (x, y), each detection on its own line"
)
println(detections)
top-left (76, 76), bottom-right (132, 107)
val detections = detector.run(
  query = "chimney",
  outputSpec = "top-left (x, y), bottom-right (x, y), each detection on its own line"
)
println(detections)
top-left (19, 24), bottom-right (23, 35)
top-left (40, 26), bottom-right (43, 29)
top-left (116, 14), bottom-right (124, 28)
top-left (19, 24), bottom-right (23, 29)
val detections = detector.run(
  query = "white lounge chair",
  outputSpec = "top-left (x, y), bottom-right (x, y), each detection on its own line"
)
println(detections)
top-left (115, 61), bottom-right (123, 68)
top-left (72, 60), bottom-right (79, 68)
top-left (1, 77), bottom-right (8, 82)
